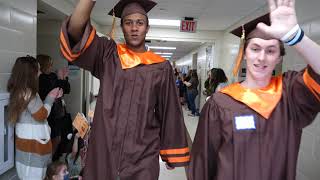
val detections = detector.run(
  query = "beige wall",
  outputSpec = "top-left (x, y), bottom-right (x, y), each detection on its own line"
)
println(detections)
top-left (0, 0), bottom-right (37, 178)
top-left (0, 0), bottom-right (37, 91)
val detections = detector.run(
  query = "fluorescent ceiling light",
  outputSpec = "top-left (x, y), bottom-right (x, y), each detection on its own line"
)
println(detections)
top-left (154, 52), bottom-right (173, 55)
top-left (161, 55), bottom-right (172, 58)
top-left (149, 19), bottom-right (180, 27)
top-left (148, 46), bottom-right (176, 50)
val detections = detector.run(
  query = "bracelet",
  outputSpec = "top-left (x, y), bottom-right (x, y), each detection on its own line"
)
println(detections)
top-left (281, 24), bottom-right (300, 42)
top-left (286, 27), bottom-right (304, 46)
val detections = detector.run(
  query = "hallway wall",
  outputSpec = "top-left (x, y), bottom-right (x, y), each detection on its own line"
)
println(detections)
top-left (0, 0), bottom-right (37, 91)
top-left (0, 0), bottom-right (37, 178)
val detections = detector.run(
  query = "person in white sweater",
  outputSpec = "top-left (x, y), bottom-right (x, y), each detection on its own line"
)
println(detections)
top-left (7, 56), bottom-right (63, 180)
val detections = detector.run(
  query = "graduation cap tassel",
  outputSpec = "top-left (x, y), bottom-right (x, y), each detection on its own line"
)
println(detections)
top-left (232, 25), bottom-right (245, 77)
top-left (108, 9), bottom-right (116, 39)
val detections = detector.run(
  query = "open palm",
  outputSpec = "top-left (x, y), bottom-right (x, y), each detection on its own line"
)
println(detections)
top-left (257, 0), bottom-right (298, 39)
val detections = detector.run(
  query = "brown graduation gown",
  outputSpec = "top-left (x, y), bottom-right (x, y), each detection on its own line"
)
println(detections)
top-left (188, 67), bottom-right (320, 180)
top-left (60, 18), bottom-right (190, 180)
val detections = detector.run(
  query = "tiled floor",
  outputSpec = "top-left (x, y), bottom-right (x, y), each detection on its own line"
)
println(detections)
top-left (0, 168), bottom-right (19, 180)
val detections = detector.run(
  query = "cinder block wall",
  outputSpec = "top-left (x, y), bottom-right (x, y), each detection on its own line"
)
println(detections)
top-left (0, 0), bottom-right (36, 179)
top-left (0, 0), bottom-right (36, 91)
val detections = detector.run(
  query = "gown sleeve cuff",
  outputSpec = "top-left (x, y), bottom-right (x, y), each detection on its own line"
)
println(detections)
top-left (60, 16), bottom-right (96, 62)
top-left (160, 147), bottom-right (190, 167)
top-left (303, 66), bottom-right (320, 101)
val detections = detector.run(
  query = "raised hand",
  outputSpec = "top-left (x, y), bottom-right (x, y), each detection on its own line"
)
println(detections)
top-left (257, 0), bottom-right (298, 39)
top-left (48, 87), bottom-right (63, 99)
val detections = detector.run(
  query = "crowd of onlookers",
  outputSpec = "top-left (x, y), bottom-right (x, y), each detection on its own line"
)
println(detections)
top-left (174, 67), bottom-right (228, 117)
top-left (7, 55), bottom-right (88, 180)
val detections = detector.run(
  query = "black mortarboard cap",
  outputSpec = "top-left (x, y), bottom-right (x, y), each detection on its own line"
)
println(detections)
top-left (230, 13), bottom-right (271, 40)
top-left (108, 0), bottom-right (157, 18)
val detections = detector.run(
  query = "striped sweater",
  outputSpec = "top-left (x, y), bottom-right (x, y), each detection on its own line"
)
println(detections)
top-left (15, 93), bottom-right (54, 180)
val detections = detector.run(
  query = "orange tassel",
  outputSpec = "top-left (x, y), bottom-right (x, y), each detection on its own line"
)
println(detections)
top-left (233, 25), bottom-right (245, 76)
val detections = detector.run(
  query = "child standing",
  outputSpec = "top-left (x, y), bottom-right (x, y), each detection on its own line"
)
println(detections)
top-left (44, 161), bottom-right (69, 180)
top-left (60, 131), bottom-right (84, 178)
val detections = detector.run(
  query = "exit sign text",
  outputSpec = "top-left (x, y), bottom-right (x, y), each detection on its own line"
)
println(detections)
top-left (180, 20), bottom-right (197, 33)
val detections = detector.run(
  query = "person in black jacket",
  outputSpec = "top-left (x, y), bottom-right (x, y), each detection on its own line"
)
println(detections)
top-left (37, 54), bottom-right (71, 160)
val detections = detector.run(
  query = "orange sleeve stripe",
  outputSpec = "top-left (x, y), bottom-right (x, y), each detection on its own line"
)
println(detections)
top-left (162, 155), bottom-right (190, 163)
top-left (303, 69), bottom-right (320, 101)
top-left (59, 30), bottom-right (80, 59)
top-left (59, 27), bottom-right (96, 61)
top-left (31, 106), bottom-right (48, 121)
top-left (83, 28), bottom-right (96, 52)
top-left (160, 147), bottom-right (189, 155)
top-left (60, 44), bottom-right (74, 62)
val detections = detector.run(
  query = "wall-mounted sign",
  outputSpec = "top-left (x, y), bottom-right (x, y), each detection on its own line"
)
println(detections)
top-left (180, 20), bottom-right (197, 33)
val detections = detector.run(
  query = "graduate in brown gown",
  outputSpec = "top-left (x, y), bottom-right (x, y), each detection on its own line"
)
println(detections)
top-left (59, 0), bottom-right (190, 179)
top-left (188, 0), bottom-right (320, 180)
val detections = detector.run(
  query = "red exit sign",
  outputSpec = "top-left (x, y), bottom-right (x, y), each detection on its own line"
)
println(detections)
top-left (180, 20), bottom-right (197, 33)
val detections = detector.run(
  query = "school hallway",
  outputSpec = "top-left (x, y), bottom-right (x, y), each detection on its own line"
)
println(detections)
top-left (1, 0), bottom-right (320, 180)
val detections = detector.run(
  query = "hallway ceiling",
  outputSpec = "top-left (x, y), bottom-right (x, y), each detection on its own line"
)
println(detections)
top-left (146, 40), bottom-right (203, 61)
top-left (38, 0), bottom-right (67, 21)
top-left (74, 0), bottom-right (267, 31)
top-left (66, 0), bottom-right (320, 31)
top-left (38, 0), bottom-right (320, 61)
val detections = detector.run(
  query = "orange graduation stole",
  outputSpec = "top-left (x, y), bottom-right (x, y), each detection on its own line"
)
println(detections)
top-left (220, 76), bottom-right (283, 119)
top-left (117, 44), bottom-right (166, 69)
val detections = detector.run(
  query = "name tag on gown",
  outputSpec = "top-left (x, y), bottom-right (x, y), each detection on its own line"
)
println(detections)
top-left (235, 115), bottom-right (256, 130)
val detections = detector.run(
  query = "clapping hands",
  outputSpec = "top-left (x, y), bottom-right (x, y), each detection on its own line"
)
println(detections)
top-left (48, 87), bottom-right (63, 99)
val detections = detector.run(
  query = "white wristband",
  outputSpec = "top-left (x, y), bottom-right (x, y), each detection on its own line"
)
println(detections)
top-left (280, 24), bottom-right (300, 42)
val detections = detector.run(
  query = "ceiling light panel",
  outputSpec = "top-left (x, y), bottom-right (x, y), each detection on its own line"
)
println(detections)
top-left (149, 19), bottom-right (180, 27)
top-left (148, 46), bottom-right (176, 50)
